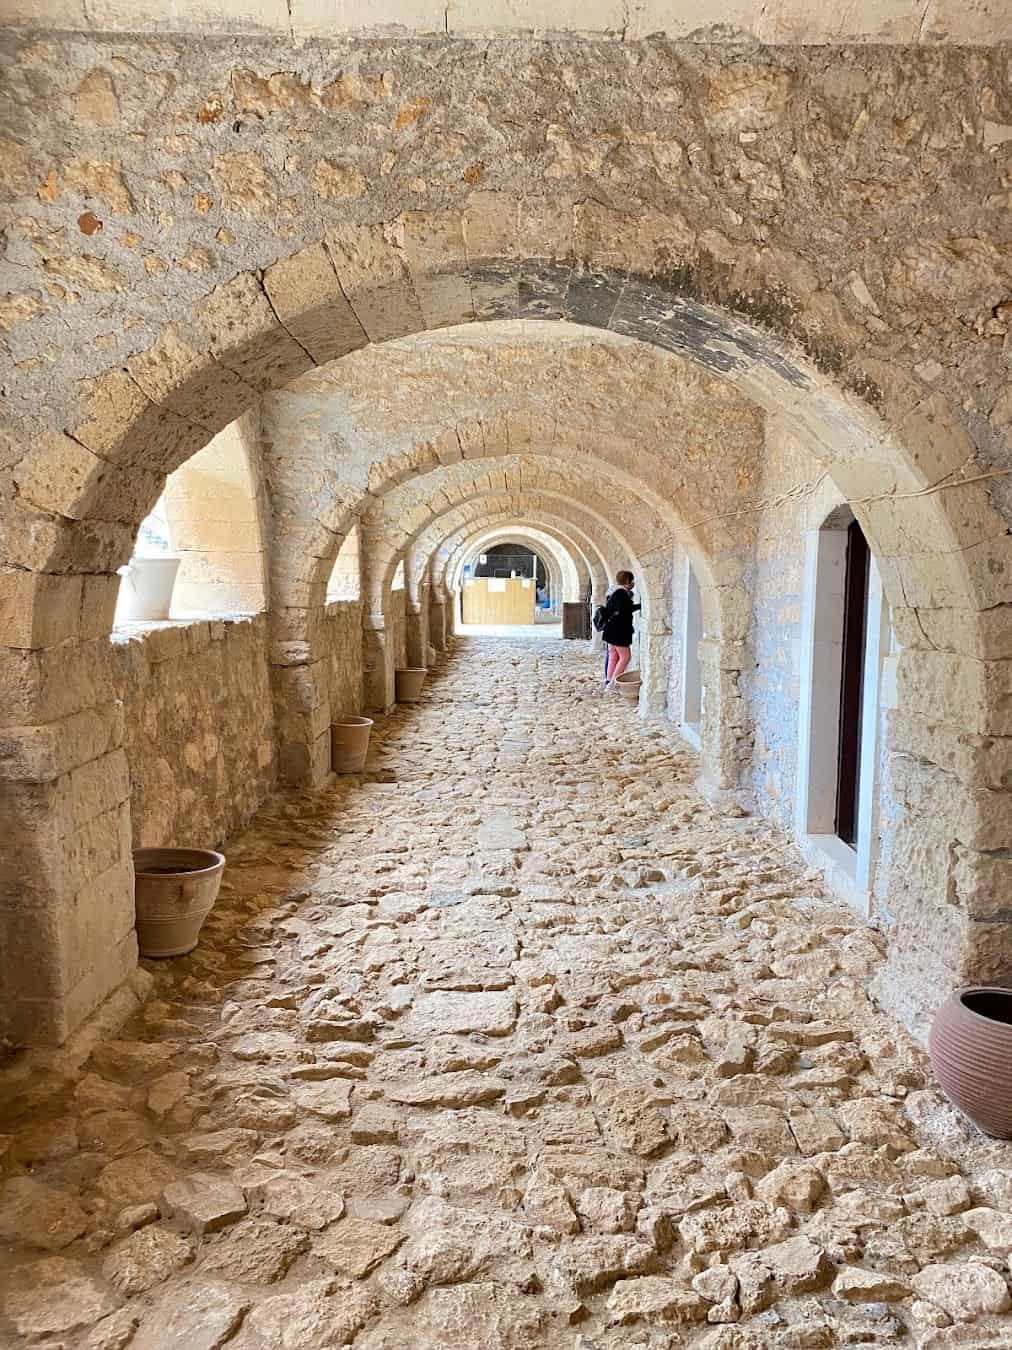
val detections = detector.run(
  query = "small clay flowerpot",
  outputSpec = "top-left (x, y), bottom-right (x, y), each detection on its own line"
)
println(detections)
top-left (615, 671), bottom-right (642, 702)
top-left (395, 667), bottom-right (427, 702)
top-left (332, 715), bottom-right (373, 773)
top-left (929, 986), bottom-right (1012, 1139)
top-left (133, 847), bottom-right (225, 959)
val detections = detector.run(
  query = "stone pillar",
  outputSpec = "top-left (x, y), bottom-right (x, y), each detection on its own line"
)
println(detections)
top-left (438, 586), bottom-right (456, 648)
top-left (697, 638), bottom-right (749, 796)
top-left (269, 607), bottom-right (331, 787)
top-left (429, 592), bottom-right (448, 652)
top-left (405, 603), bottom-right (428, 667)
top-left (362, 615), bottom-right (394, 712)
top-left (0, 577), bottom-right (138, 1046)
top-left (871, 633), bottom-right (1012, 1039)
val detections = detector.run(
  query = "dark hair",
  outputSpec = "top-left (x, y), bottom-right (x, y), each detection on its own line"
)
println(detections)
top-left (616, 570), bottom-right (634, 587)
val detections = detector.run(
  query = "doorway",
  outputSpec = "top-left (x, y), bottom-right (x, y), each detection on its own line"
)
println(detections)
top-left (796, 509), bottom-right (888, 913)
top-left (834, 520), bottom-right (870, 848)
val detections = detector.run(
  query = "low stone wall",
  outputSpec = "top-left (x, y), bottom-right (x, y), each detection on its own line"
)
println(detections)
top-left (112, 615), bottom-right (275, 850)
top-left (322, 600), bottom-right (364, 719)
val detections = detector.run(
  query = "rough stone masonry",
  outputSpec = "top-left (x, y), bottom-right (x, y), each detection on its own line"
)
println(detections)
top-left (0, 16), bottom-right (1011, 1343)
top-left (2, 638), bottom-right (1012, 1349)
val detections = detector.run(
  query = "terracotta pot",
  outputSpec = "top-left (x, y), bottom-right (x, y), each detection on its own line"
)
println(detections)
top-left (929, 986), bottom-right (1012, 1138)
top-left (616, 671), bottom-right (641, 702)
top-left (332, 715), bottom-right (373, 773)
top-left (133, 847), bottom-right (225, 958)
top-left (395, 667), bottom-right (427, 702)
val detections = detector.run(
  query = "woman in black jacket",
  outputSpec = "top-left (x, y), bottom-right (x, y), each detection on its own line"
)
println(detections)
top-left (603, 571), bottom-right (641, 689)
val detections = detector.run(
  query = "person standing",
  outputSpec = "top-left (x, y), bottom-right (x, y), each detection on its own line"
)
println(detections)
top-left (603, 571), bottom-right (640, 689)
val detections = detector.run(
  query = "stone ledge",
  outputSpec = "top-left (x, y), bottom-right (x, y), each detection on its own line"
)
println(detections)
top-left (2, 0), bottom-right (1005, 45)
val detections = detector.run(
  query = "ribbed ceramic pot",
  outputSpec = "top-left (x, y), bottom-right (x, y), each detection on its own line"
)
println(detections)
top-left (616, 672), bottom-right (642, 702)
top-left (929, 986), bottom-right (1012, 1139)
top-left (133, 847), bottom-right (225, 959)
top-left (332, 715), bottom-right (373, 773)
top-left (395, 667), bottom-right (427, 702)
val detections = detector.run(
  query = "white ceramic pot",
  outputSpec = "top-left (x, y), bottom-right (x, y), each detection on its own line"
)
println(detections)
top-left (118, 556), bottom-right (181, 622)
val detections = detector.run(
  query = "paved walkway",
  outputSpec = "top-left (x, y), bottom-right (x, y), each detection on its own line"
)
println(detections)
top-left (2, 637), bottom-right (1012, 1348)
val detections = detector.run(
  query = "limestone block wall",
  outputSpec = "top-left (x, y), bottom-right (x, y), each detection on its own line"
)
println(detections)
top-left (112, 615), bottom-right (275, 850)
top-left (322, 600), bottom-right (365, 720)
top-left (739, 431), bottom-right (813, 831)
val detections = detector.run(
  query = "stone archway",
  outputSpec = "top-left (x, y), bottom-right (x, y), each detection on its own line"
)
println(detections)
top-left (4, 218), bottom-right (1009, 1042)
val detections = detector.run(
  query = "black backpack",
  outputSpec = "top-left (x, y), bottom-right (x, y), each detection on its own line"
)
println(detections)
top-left (592, 603), bottom-right (609, 633)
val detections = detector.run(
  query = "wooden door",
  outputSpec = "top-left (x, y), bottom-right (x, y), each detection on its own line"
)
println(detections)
top-left (461, 577), bottom-right (536, 625)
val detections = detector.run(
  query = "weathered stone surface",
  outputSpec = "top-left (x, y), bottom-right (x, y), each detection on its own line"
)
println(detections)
top-left (832, 1265), bottom-right (911, 1302)
top-left (606, 1275), bottom-right (708, 1325)
top-left (314, 1217), bottom-right (405, 1277)
top-left (244, 1171), bottom-right (345, 1230)
top-left (3, 638), bottom-right (1012, 1346)
top-left (293, 1078), bottom-right (355, 1120)
top-left (98, 1149), bottom-right (178, 1207)
top-left (132, 1280), bottom-right (251, 1350)
top-left (385, 1071), bottom-right (507, 1107)
top-left (4, 1258), bottom-right (120, 1340)
top-left (102, 1225), bottom-right (193, 1294)
top-left (523, 1173), bottom-right (579, 1234)
top-left (0, 1176), bottom-right (88, 1250)
top-left (234, 1278), bottom-right (380, 1349)
top-left (607, 1088), bottom-right (671, 1156)
top-left (911, 1262), bottom-right (1012, 1322)
top-left (197, 1217), bottom-right (308, 1283)
top-left (401, 990), bottom-right (517, 1038)
top-left (159, 1173), bottom-right (248, 1234)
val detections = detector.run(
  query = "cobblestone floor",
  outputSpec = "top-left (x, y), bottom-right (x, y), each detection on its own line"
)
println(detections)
top-left (3, 637), bottom-right (1012, 1349)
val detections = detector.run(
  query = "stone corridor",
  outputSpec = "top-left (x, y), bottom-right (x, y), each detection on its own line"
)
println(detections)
top-left (3, 636), bottom-right (1012, 1350)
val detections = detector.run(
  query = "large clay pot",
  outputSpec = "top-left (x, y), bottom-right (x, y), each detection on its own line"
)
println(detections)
top-left (929, 986), bottom-right (1012, 1138)
top-left (395, 667), bottom-right (427, 702)
top-left (616, 671), bottom-right (642, 702)
top-left (133, 847), bottom-right (225, 958)
top-left (332, 715), bottom-right (373, 773)
top-left (117, 556), bottom-right (181, 622)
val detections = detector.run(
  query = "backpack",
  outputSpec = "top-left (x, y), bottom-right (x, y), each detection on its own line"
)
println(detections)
top-left (592, 603), bottom-right (609, 633)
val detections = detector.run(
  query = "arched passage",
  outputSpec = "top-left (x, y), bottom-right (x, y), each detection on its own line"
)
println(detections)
top-left (360, 487), bottom-right (649, 714)
top-left (3, 222), bottom-right (1009, 1043)
top-left (454, 528), bottom-right (584, 608)
top-left (436, 519), bottom-right (606, 652)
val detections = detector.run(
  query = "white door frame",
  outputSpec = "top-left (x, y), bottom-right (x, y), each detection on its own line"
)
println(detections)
top-left (795, 522), bottom-right (888, 916)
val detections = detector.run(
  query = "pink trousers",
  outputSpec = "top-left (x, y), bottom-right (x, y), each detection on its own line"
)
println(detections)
top-left (606, 645), bottom-right (631, 683)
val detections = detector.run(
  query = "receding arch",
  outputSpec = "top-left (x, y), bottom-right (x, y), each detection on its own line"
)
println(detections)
top-left (453, 528), bottom-right (583, 609)
top-left (360, 489), bottom-right (647, 712)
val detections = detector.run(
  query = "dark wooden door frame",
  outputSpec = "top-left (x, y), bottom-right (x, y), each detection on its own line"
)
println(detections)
top-left (835, 520), bottom-right (870, 848)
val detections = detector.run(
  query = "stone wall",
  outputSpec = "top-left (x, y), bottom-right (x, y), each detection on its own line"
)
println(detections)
top-left (112, 615), bottom-right (275, 850)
